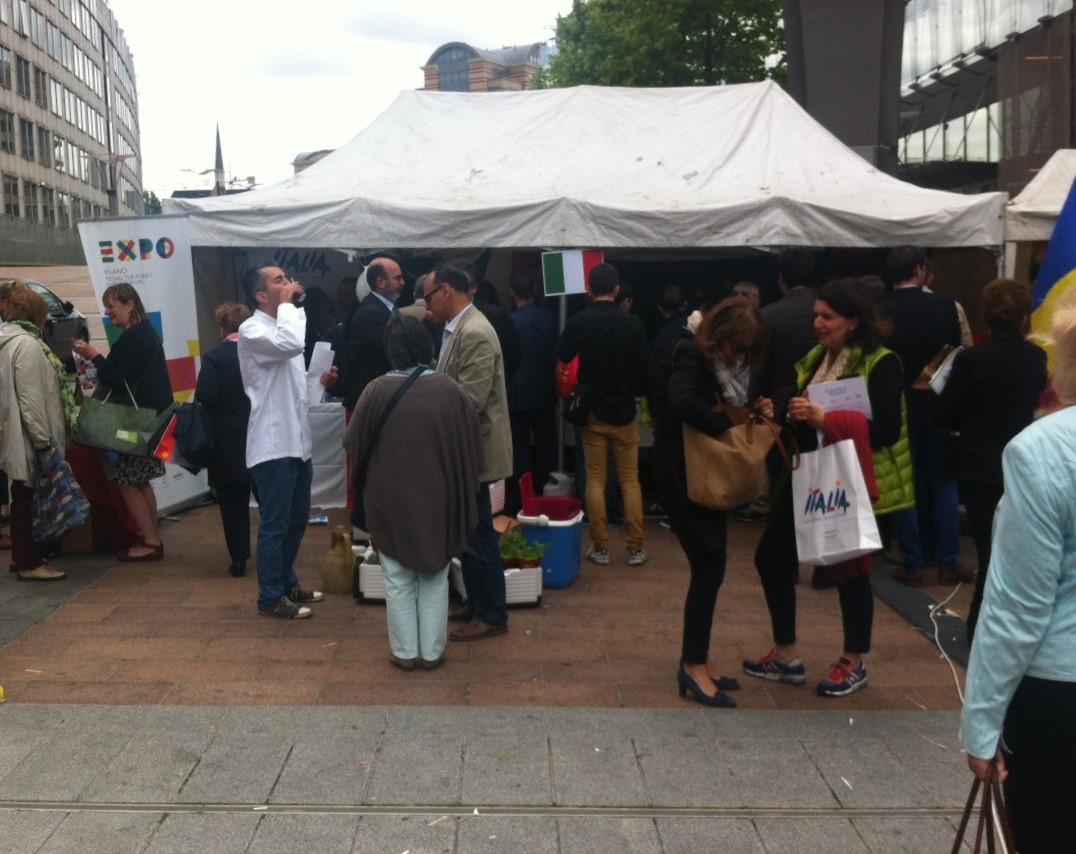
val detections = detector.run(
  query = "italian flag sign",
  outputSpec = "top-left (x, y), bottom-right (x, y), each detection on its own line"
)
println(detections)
top-left (541, 249), bottom-right (604, 297)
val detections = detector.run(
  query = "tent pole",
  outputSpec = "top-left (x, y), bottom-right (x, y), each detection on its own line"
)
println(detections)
top-left (556, 296), bottom-right (568, 476)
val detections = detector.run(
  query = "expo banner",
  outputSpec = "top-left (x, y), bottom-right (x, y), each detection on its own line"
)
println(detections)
top-left (77, 214), bottom-right (209, 513)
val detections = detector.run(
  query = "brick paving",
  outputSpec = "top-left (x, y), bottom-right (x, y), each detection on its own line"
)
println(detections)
top-left (0, 505), bottom-right (971, 710)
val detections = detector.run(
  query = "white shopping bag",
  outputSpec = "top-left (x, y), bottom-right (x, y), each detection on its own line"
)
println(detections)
top-left (792, 439), bottom-right (881, 566)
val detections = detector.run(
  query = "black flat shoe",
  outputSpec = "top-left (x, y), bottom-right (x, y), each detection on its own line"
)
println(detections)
top-left (677, 667), bottom-right (737, 708)
top-left (678, 660), bottom-right (740, 692)
top-left (228, 560), bottom-right (246, 577)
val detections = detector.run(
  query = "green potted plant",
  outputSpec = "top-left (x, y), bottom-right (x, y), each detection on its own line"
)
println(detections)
top-left (500, 531), bottom-right (526, 568)
top-left (517, 539), bottom-right (550, 568)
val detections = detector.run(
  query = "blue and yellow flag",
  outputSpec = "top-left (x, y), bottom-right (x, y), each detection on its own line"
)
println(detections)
top-left (1031, 174), bottom-right (1076, 358)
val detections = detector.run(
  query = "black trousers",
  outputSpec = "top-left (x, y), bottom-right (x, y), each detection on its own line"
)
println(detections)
top-left (674, 511), bottom-right (728, 665)
top-left (216, 481), bottom-right (252, 563)
top-left (1001, 675), bottom-right (1076, 854)
top-left (754, 480), bottom-right (873, 653)
top-left (962, 480), bottom-right (1004, 642)
top-left (651, 436), bottom-right (728, 666)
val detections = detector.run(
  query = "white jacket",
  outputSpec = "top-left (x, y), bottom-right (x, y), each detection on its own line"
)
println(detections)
top-left (0, 324), bottom-right (66, 483)
top-left (238, 304), bottom-right (311, 469)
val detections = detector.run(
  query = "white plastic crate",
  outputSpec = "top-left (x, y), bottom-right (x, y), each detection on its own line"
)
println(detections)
top-left (353, 545), bottom-right (385, 602)
top-left (450, 558), bottom-right (543, 607)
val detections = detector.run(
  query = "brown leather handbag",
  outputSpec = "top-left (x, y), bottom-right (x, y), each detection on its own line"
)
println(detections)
top-left (683, 400), bottom-right (796, 511)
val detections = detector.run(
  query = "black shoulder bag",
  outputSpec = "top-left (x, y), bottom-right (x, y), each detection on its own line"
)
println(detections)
top-left (349, 367), bottom-right (425, 531)
top-left (564, 332), bottom-right (617, 428)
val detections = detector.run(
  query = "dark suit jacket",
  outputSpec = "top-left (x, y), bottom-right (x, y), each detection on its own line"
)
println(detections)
top-left (473, 300), bottom-right (522, 382)
top-left (508, 303), bottom-right (558, 411)
top-left (343, 293), bottom-right (392, 411)
top-left (935, 332), bottom-right (1047, 485)
top-left (650, 310), bottom-right (692, 365)
top-left (880, 287), bottom-right (961, 426)
top-left (753, 288), bottom-right (817, 421)
top-left (195, 340), bottom-right (252, 486)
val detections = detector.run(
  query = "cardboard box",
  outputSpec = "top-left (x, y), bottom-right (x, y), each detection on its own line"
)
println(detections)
top-left (60, 517), bottom-right (95, 553)
top-left (493, 514), bottom-right (521, 540)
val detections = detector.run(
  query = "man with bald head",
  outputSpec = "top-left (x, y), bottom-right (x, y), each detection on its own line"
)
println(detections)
top-left (341, 256), bottom-right (405, 411)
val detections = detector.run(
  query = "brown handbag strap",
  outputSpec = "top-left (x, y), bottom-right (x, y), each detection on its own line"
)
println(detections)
top-left (951, 775), bottom-right (1017, 854)
top-left (716, 399), bottom-right (801, 471)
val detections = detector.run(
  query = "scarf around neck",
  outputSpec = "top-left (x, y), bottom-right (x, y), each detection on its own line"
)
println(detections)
top-left (10, 319), bottom-right (78, 447)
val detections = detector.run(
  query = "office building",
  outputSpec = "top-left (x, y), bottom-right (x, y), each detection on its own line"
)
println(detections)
top-left (0, 0), bottom-right (141, 264)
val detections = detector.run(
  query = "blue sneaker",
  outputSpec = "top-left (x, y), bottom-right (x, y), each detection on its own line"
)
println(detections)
top-left (816, 657), bottom-right (868, 697)
top-left (742, 648), bottom-right (807, 685)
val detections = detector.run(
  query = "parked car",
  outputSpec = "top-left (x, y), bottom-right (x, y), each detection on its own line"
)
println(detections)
top-left (24, 280), bottom-right (90, 370)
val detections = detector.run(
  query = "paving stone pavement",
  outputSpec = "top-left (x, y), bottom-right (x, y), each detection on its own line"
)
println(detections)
top-left (0, 705), bottom-right (975, 853)
top-left (0, 506), bottom-right (980, 851)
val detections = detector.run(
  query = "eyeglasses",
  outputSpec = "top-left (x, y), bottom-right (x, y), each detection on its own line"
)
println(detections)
top-left (423, 285), bottom-right (443, 302)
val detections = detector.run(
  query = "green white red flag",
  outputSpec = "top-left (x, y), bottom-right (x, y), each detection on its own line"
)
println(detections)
top-left (541, 249), bottom-right (603, 296)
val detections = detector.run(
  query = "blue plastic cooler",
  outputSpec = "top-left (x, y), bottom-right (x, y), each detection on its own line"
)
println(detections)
top-left (516, 510), bottom-right (584, 589)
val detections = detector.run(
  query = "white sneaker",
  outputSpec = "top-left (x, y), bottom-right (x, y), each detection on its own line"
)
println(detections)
top-left (586, 547), bottom-right (610, 565)
top-left (627, 548), bottom-right (648, 567)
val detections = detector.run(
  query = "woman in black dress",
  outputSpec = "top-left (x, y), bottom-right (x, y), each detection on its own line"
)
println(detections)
top-left (73, 283), bottom-right (173, 562)
top-left (196, 302), bottom-right (254, 577)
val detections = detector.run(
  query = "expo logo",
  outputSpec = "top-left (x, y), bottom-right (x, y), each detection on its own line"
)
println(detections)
top-left (98, 238), bottom-right (176, 264)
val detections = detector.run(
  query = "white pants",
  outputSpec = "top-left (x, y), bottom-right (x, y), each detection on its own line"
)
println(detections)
top-left (380, 552), bottom-right (449, 662)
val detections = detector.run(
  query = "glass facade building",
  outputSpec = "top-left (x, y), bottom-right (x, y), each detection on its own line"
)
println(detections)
top-left (899, 0), bottom-right (1073, 194)
top-left (0, 0), bottom-right (141, 263)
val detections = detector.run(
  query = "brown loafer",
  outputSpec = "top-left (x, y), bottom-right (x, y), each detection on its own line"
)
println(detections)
top-left (420, 655), bottom-right (445, 670)
top-left (891, 567), bottom-right (924, 588)
top-left (938, 565), bottom-right (974, 586)
top-left (389, 655), bottom-right (418, 671)
top-left (450, 619), bottom-right (508, 642)
top-left (448, 604), bottom-right (473, 623)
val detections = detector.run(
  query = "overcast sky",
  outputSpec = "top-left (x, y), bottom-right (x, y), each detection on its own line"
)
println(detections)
top-left (103, 0), bottom-right (574, 199)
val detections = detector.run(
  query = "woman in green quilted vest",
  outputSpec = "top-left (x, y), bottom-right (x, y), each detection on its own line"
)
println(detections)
top-left (743, 278), bottom-right (912, 698)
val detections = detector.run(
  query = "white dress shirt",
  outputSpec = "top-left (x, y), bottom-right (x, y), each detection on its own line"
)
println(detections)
top-left (238, 304), bottom-right (312, 468)
top-left (437, 303), bottom-right (472, 369)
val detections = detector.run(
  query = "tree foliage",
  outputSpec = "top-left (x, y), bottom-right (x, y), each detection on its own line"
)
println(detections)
top-left (142, 190), bottom-right (162, 215)
top-left (545, 0), bottom-right (785, 89)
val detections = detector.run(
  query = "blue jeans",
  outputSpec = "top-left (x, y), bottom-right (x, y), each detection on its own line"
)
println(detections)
top-left (250, 457), bottom-right (312, 609)
top-left (381, 551), bottom-right (449, 661)
top-left (891, 507), bottom-right (925, 572)
top-left (909, 424), bottom-right (960, 569)
top-left (462, 485), bottom-right (508, 625)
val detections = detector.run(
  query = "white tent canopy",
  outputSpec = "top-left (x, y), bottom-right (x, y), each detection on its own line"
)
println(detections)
top-left (1005, 149), bottom-right (1076, 242)
top-left (166, 81), bottom-right (1005, 250)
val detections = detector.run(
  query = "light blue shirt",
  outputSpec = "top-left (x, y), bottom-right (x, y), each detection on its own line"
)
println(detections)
top-left (961, 405), bottom-right (1076, 759)
top-left (372, 291), bottom-right (395, 312)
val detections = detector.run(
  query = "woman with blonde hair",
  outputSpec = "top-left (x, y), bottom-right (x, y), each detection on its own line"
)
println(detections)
top-left (651, 296), bottom-right (773, 707)
top-left (72, 283), bottom-right (173, 561)
top-left (961, 293), bottom-right (1076, 854)
top-left (196, 302), bottom-right (254, 577)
